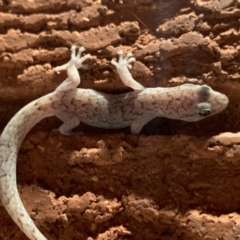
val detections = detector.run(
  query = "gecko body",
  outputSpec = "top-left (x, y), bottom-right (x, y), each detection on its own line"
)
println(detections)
top-left (0, 46), bottom-right (228, 240)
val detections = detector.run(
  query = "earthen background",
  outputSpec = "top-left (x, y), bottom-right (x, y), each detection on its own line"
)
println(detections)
top-left (1, 0), bottom-right (240, 239)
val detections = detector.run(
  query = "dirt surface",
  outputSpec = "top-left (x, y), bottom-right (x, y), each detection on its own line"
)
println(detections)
top-left (1, 0), bottom-right (240, 239)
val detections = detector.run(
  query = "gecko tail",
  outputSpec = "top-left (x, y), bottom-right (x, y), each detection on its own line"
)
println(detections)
top-left (0, 45), bottom-right (79, 239)
top-left (0, 144), bottom-right (47, 240)
top-left (0, 94), bottom-right (57, 240)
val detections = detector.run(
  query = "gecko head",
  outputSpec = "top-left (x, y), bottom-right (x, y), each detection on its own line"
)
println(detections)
top-left (182, 84), bottom-right (229, 122)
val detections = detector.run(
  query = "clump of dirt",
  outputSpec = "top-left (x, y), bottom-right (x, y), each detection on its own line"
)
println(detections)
top-left (1, 0), bottom-right (240, 239)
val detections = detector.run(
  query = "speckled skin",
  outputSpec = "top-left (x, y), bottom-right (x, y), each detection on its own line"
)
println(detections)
top-left (0, 46), bottom-right (229, 240)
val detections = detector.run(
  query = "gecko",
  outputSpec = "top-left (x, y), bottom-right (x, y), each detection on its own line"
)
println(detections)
top-left (0, 45), bottom-right (229, 240)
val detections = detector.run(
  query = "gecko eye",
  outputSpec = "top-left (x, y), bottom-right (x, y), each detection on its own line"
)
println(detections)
top-left (197, 102), bottom-right (211, 117)
top-left (199, 109), bottom-right (211, 116)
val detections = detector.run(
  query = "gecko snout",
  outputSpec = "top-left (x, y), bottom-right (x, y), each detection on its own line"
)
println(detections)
top-left (208, 90), bottom-right (229, 116)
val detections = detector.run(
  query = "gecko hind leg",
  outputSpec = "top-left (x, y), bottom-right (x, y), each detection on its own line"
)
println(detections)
top-left (54, 46), bottom-right (91, 92)
top-left (56, 111), bottom-right (81, 136)
top-left (55, 46), bottom-right (90, 92)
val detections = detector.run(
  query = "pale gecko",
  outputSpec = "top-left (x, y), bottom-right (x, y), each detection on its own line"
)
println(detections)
top-left (0, 46), bottom-right (229, 240)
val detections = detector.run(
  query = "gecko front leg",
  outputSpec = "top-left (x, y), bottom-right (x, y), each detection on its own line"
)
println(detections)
top-left (111, 50), bottom-right (144, 90)
top-left (111, 50), bottom-right (148, 134)
top-left (130, 115), bottom-right (156, 135)
top-left (54, 45), bottom-right (91, 92)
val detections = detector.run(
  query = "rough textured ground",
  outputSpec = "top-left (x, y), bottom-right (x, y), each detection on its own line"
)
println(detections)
top-left (1, 0), bottom-right (240, 239)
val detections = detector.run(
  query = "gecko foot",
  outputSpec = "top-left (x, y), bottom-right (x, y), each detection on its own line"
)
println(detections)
top-left (55, 111), bottom-right (81, 136)
top-left (111, 50), bottom-right (144, 90)
top-left (54, 46), bottom-right (91, 91)
top-left (55, 45), bottom-right (91, 73)
top-left (111, 50), bottom-right (136, 70)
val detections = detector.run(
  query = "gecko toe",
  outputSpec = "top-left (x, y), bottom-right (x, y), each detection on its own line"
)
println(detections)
top-left (77, 46), bottom-right (86, 57)
top-left (127, 57), bottom-right (135, 63)
top-left (111, 59), bottom-right (118, 67)
top-left (127, 64), bottom-right (132, 69)
top-left (117, 50), bottom-right (124, 55)
top-left (126, 52), bottom-right (133, 58)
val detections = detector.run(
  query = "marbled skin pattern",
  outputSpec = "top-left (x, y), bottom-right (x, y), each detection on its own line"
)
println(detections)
top-left (0, 46), bottom-right (229, 240)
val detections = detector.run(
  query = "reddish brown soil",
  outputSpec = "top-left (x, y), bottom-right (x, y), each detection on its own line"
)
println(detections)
top-left (1, 0), bottom-right (240, 239)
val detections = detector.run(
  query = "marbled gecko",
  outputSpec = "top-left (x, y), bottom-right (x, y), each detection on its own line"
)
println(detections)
top-left (0, 46), bottom-right (229, 240)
